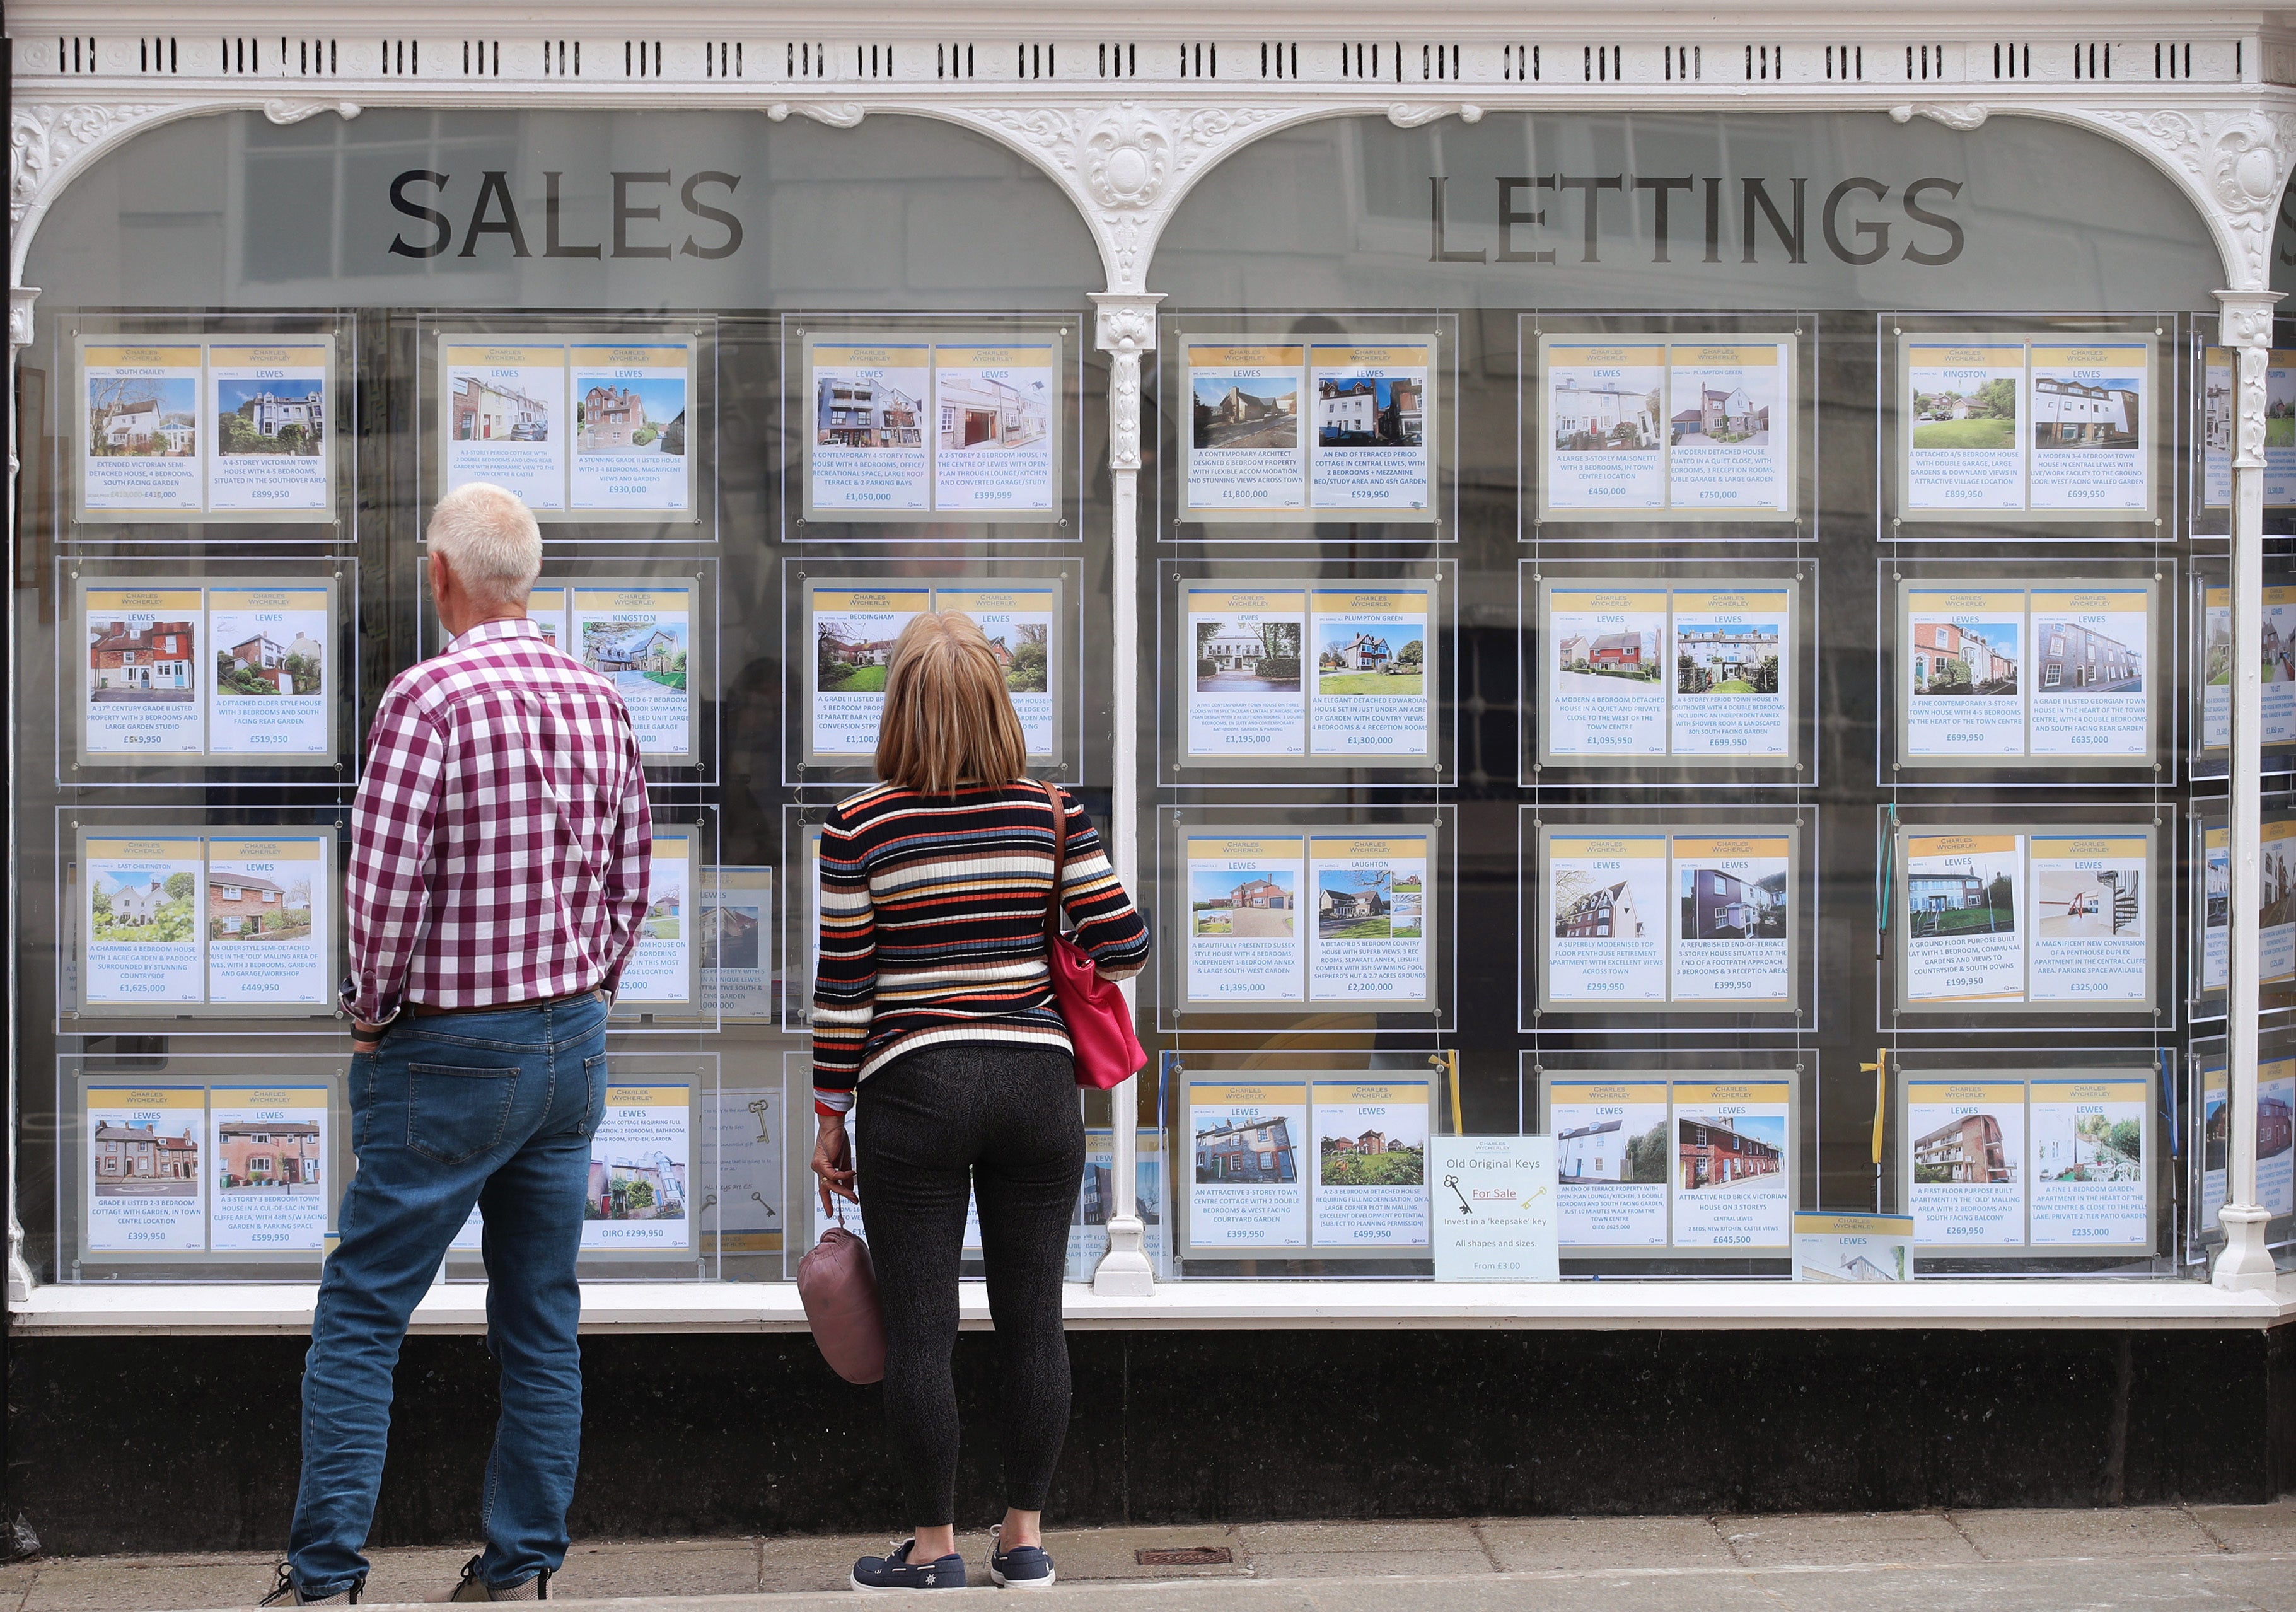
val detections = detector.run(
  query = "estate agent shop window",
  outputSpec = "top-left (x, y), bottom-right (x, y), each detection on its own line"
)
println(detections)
top-left (8, 60), bottom-right (2294, 1318)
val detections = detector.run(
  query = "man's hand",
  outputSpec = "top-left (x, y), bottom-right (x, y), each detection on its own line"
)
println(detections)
top-left (351, 1019), bottom-right (386, 1050)
top-left (811, 1113), bottom-right (859, 1213)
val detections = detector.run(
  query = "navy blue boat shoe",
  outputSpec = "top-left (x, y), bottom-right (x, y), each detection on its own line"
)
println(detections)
top-left (987, 1525), bottom-right (1056, 1590)
top-left (850, 1540), bottom-right (968, 1592)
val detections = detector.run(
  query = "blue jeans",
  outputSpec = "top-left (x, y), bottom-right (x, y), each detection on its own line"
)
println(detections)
top-left (289, 994), bottom-right (609, 1597)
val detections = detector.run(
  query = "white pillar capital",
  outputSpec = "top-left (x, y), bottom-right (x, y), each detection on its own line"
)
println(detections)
top-left (1091, 293), bottom-right (1162, 475)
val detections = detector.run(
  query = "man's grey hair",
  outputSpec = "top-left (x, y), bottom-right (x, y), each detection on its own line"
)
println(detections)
top-left (427, 482), bottom-right (542, 604)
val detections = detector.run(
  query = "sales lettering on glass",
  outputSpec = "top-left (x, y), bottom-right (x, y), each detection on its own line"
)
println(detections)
top-left (386, 170), bottom-right (744, 260)
top-left (1428, 174), bottom-right (1963, 266)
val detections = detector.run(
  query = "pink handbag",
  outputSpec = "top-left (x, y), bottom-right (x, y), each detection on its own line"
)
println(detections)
top-left (1040, 781), bottom-right (1149, 1091)
top-left (796, 1220), bottom-right (885, 1384)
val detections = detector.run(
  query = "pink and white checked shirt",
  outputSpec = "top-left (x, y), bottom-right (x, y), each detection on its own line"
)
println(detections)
top-left (342, 616), bottom-right (652, 1024)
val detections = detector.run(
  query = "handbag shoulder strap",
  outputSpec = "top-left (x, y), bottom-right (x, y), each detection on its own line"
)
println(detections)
top-left (1038, 779), bottom-right (1068, 943)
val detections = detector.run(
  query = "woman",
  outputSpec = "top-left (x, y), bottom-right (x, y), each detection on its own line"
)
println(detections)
top-left (811, 610), bottom-right (1149, 1594)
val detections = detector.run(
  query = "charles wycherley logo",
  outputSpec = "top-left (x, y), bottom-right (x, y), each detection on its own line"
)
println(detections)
top-left (1427, 173), bottom-right (1966, 265)
top-left (387, 170), bottom-right (745, 260)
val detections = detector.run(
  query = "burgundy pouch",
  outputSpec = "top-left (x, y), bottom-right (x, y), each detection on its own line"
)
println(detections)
top-left (796, 1224), bottom-right (886, 1384)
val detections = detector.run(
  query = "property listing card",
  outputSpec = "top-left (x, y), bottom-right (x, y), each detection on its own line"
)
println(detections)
top-left (617, 830), bottom-right (693, 1007)
top-left (572, 584), bottom-right (694, 759)
top-left (2268, 587), bottom-right (2296, 748)
top-left (1902, 588), bottom-right (2026, 760)
top-left (808, 584), bottom-right (931, 760)
top-left (1307, 341), bottom-right (1434, 515)
top-left (1184, 344), bottom-right (1307, 515)
top-left (208, 1085), bottom-right (328, 1253)
top-left (1306, 834), bottom-right (1430, 1005)
top-left (935, 585), bottom-right (1057, 758)
top-left (1541, 340), bottom-right (1665, 513)
top-left (705, 1084), bottom-right (784, 1258)
top-left (1186, 1081), bottom-right (1309, 1251)
top-left (2203, 587), bottom-right (2230, 753)
top-left (2027, 1077), bottom-right (2149, 1248)
top-left (1551, 1079), bottom-right (1670, 1249)
top-left (2200, 1060), bottom-right (2229, 1227)
top-left (584, 1086), bottom-right (693, 1251)
top-left (1668, 587), bottom-right (1790, 760)
top-left (1792, 1214), bottom-right (1914, 1283)
top-left (207, 584), bottom-right (329, 758)
top-left (2203, 348), bottom-right (2235, 509)
top-left (2027, 833), bottom-right (2150, 1007)
top-left (1307, 585), bottom-right (1432, 759)
top-left (84, 1085), bottom-right (206, 1253)
top-left (1906, 1078), bottom-right (2027, 1248)
top-left (2263, 1060), bottom-right (2296, 1221)
top-left (1904, 340), bottom-right (2025, 513)
top-left (80, 342), bottom-right (204, 515)
top-left (207, 341), bottom-right (330, 514)
top-left (806, 341), bottom-right (932, 514)
top-left (1543, 833), bottom-right (1667, 1005)
top-left (2026, 587), bottom-right (2150, 760)
top-left (1542, 587), bottom-right (1667, 758)
top-left (2027, 342), bottom-right (2149, 513)
top-left (1901, 833), bottom-right (2026, 1006)
top-left (2271, 354), bottom-right (2296, 507)
top-left (84, 835), bottom-right (206, 1007)
top-left (700, 867), bottom-right (773, 1023)
top-left (524, 583), bottom-right (569, 652)
top-left (83, 586), bottom-right (205, 758)
top-left (1310, 1079), bottom-right (1432, 1250)
top-left (1185, 587), bottom-right (1307, 760)
top-left (2266, 818), bottom-right (2296, 989)
top-left (204, 833), bottom-right (332, 1009)
top-left (1669, 835), bottom-right (1791, 1005)
top-left (932, 342), bottom-right (1057, 514)
top-left (2202, 825), bottom-right (2229, 997)
top-left (1666, 342), bottom-right (1791, 514)
top-left (1184, 835), bottom-right (1306, 1005)
top-left (1669, 1081), bottom-right (1792, 1250)
top-left (441, 341), bottom-right (568, 510)
top-left (569, 342), bottom-right (693, 515)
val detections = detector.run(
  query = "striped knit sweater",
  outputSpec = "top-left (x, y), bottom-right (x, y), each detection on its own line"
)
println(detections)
top-left (811, 780), bottom-right (1151, 1111)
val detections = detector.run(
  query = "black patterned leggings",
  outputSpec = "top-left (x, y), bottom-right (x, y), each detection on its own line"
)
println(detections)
top-left (855, 1042), bottom-right (1084, 1526)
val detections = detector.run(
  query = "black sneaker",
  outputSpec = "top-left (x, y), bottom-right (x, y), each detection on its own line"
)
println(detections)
top-left (258, 1565), bottom-right (359, 1606)
top-left (987, 1524), bottom-right (1055, 1591)
top-left (850, 1539), bottom-right (967, 1592)
top-left (448, 1554), bottom-right (548, 1602)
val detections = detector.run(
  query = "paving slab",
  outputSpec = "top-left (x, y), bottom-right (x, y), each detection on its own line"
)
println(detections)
top-left (1246, 1551), bottom-right (1496, 1580)
top-left (1746, 1558), bottom-right (2261, 1612)
top-left (1951, 1505), bottom-right (2222, 1560)
top-left (1719, 1509), bottom-right (1979, 1567)
top-left (1043, 1524), bottom-right (1250, 1580)
top-left (2194, 1555), bottom-right (2296, 1612)
top-left (1239, 1522), bottom-right (1487, 1558)
top-left (2189, 1500), bottom-right (2296, 1555)
top-left (1294, 1575), bottom-right (1784, 1612)
top-left (22, 1563), bottom-right (281, 1611)
top-left (550, 1540), bottom-right (760, 1599)
top-left (1476, 1515), bottom-right (1734, 1573)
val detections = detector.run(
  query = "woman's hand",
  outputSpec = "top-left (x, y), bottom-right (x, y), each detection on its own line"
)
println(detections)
top-left (812, 1113), bottom-right (859, 1214)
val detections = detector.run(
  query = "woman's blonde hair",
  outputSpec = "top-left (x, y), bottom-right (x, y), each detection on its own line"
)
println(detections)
top-left (874, 610), bottom-right (1029, 794)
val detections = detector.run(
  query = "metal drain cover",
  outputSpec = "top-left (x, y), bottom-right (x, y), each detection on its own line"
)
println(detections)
top-left (1135, 1546), bottom-right (1234, 1566)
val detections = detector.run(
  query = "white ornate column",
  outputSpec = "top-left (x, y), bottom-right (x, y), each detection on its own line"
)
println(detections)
top-left (6, 284), bottom-right (35, 1307)
top-left (1089, 289), bottom-right (1161, 1298)
top-left (2214, 287), bottom-right (2284, 1292)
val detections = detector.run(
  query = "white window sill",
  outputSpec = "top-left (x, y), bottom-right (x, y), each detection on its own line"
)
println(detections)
top-left (11, 1275), bottom-right (2295, 1335)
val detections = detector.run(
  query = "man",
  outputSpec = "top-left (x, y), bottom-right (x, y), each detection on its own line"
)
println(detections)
top-left (267, 482), bottom-right (652, 1607)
